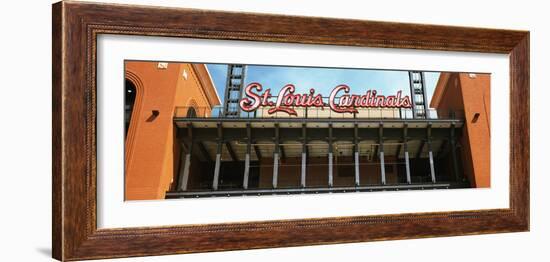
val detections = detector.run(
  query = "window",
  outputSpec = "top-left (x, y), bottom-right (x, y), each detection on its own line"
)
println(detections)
top-left (186, 107), bottom-right (197, 118)
top-left (124, 79), bottom-right (137, 138)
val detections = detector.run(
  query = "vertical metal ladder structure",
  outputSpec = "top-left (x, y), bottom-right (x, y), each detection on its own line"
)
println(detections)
top-left (222, 64), bottom-right (247, 117)
top-left (408, 71), bottom-right (430, 119)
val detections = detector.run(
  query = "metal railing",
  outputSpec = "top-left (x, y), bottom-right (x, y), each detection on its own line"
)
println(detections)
top-left (174, 106), bottom-right (464, 120)
top-left (166, 183), bottom-right (460, 198)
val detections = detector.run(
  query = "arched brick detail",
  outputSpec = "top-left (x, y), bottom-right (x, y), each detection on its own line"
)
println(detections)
top-left (124, 70), bottom-right (145, 170)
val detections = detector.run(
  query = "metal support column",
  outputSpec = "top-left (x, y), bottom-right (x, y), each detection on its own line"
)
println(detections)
top-left (177, 123), bottom-right (193, 191)
top-left (328, 123), bottom-right (334, 187)
top-left (272, 123), bottom-right (280, 189)
top-left (353, 123), bottom-right (360, 186)
top-left (404, 123), bottom-right (411, 184)
top-left (379, 123), bottom-right (386, 185)
top-left (212, 123), bottom-right (223, 190)
top-left (301, 123), bottom-right (307, 188)
top-left (243, 123), bottom-right (251, 189)
top-left (450, 122), bottom-right (460, 181)
top-left (427, 123), bottom-right (436, 183)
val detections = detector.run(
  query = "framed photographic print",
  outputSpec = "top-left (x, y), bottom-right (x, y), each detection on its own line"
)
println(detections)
top-left (52, 1), bottom-right (529, 261)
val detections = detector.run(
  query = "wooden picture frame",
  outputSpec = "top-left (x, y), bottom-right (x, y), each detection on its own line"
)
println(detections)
top-left (52, 1), bottom-right (529, 261)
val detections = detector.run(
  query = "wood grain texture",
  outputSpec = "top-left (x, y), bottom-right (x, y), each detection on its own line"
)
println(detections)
top-left (52, 2), bottom-right (63, 260)
top-left (52, 1), bottom-right (530, 261)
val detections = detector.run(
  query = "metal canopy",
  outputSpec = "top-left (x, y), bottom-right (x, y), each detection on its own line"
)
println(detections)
top-left (175, 118), bottom-right (463, 129)
top-left (173, 116), bottom-right (465, 197)
top-left (178, 119), bottom-right (457, 163)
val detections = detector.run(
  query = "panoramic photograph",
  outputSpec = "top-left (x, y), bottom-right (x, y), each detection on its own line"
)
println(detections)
top-left (123, 61), bottom-right (490, 200)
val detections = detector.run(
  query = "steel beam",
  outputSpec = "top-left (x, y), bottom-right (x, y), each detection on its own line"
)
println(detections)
top-left (398, 123), bottom-right (411, 184)
top-left (225, 141), bottom-right (238, 162)
top-left (395, 144), bottom-right (402, 158)
top-left (328, 123), bottom-right (334, 187)
top-left (416, 140), bottom-right (426, 159)
top-left (354, 152), bottom-right (360, 186)
top-left (427, 123), bottom-right (436, 183)
top-left (328, 153), bottom-right (333, 187)
top-left (197, 142), bottom-right (212, 162)
top-left (243, 123), bottom-right (251, 189)
top-left (273, 124), bottom-right (280, 188)
top-left (379, 123), bottom-right (386, 185)
top-left (354, 123), bottom-right (360, 186)
top-left (404, 123), bottom-right (411, 184)
top-left (212, 123), bottom-right (223, 190)
top-left (301, 123), bottom-right (307, 188)
top-left (254, 145), bottom-right (262, 160)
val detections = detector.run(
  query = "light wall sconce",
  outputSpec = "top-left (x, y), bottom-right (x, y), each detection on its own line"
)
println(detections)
top-left (157, 62), bottom-right (168, 69)
top-left (472, 113), bottom-right (480, 123)
top-left (147, 110), bottom-right (160, 122)
top-left (182, 69), bottom-right (188, 80)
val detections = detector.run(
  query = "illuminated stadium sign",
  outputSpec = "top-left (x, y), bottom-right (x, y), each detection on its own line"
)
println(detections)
top-left (239, 83), bottom-right (412, 115)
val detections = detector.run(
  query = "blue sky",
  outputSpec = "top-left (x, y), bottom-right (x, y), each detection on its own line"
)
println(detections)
top-left (206, 64), bottom-right (440, 107)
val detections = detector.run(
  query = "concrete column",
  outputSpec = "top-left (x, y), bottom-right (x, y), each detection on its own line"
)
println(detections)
top-left (404, 143), bottom-right (411, 184)
top-left (177, 143), bottom-right (192, 191)
top-left (212, 142), bottom-right (222, 190)
top-left (379, 124), bottom-right (386, 185)
top-left (273, 123), bottom-right (280, 189)
top-left (272, 153), bottom-right (279, 188)
top-left (301, 152), bottom-right (307, 188)
top-left (380, 150), bottom-right (386, 185)
top-left (328, 124), bottom-right (333, 187)
top-left (427, 124), bottom-right (436, 183)
top-left (243, 153), bottom-right (250, 189)
top-left (328, 152), bottom-right (333, 187)
top-left (428, 142), bottom-right (436, 183)
top-left (354, 151), bottom-right (360, 186)
top-left (301, 124), bottom-right (307, 188)
top-left (177, 124), bottom-right (194, 192)
top-left (354, 123), bottom-right (360, 186)
top-left (243, 124), bottom-right (251, 189)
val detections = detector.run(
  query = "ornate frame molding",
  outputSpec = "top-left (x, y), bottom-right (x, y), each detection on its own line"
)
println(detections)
top-left (52, 1), bottom-right (529, 260)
